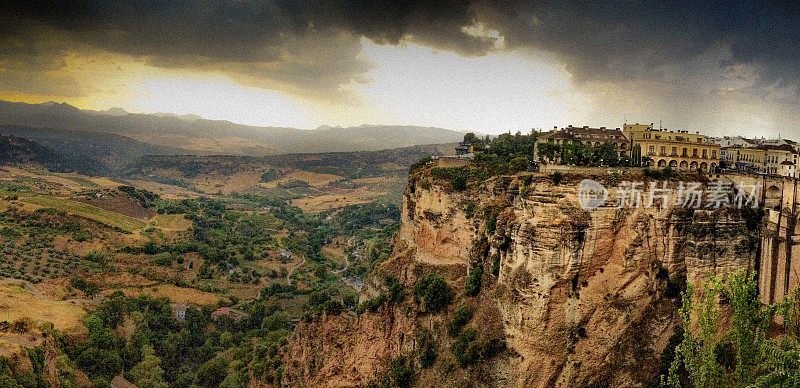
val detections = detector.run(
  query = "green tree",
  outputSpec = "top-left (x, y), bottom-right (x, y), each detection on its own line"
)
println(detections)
top-left (196, 358), bottom-right (228, 387)
top-left (464, 264), bottom-right (483, 297)
top-left (413, 273), bottom-right (453, 313)
top-left (129, 344), bottom-right (168, 388)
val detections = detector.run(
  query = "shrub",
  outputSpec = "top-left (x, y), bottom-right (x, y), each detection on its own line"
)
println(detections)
top-left (323, 300), bottom-right (343, 315)
top-left (71, 277), bottom-right (100, 297)
top-left (386, 356), bottom-right (414, 388)
top-left (417, 330), bottom-right (437, 368)
top-left (448, 305), bottom-right (474, 337)
top-left (10, 318), bottom-right (31, 333)
top-left (465, 202), bottom-right (476, 218)
top-left (413, 273), bottom-right (452, 313)
top-left (486, 209), bottom-right (500, 235)
top-left (196, 358), bottom-right (228, 387)
top-left (386, 277), bottom-right (406, 304)
top-left (357, 294), bottom-right (387, 314)
top-left (551, 171), bottom-right (564, 185)
top-left (465, 265), bottom-right (483, 297)
top-left (450, 328), bottom-right (506, 368)
top-left (452, 174), bottom-right (467, 191)
top-left (410, 157), bottom-right (432, 173)
top-left (83, 251), bottom-right (106, 264)
top-left (451, 328), bottom-right (479, 367)
top-left (72, 229), bottom-right (93, 242)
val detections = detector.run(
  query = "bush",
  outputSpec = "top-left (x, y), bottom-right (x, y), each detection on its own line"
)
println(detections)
top-left (196, 358), bottom-right (228, 387)
top-left (323, 300), bottom-right (343, 315)
top-left (452, 174), bottom-right (467, 191)
top-left (465, 265), bottom-right (483, 297)
top-left (450, 328), bottom-right (506, 368)
top-left (386, 356), bottom-right (414, 388)
top-left (413, 273), bottom-right (452, 313)
top-left (72, 229), bottom-right (93, 242)
top-left (551, 171), bottom-right (564, 185)
top-left (386, 277), bottom-right (406, 304)
top-left (465, 202), bottom-right (476, 218)
top-left (448, 305), bottom-right (474, 337)
top-left (417, 330), bottom-right (437, 368)
top-left (486, 209), bottom-right (500, 235)
top-left (357, 294), bottom-right (388, 314)
top-left (83, 250), bottom-right (106, 264)
top-left (451, 328), bottom-right (479, 367)
top-left (71, 277), bottom-right (100, 297)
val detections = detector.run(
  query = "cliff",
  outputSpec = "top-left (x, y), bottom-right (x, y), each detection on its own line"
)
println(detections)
top-left (282, 170), bottom-right (756, 387)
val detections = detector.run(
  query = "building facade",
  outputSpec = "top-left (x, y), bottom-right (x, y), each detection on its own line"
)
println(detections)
top-left (538, 125), bottom-right (628, 157)
top-left (723, 146), bottom-right (766, 173)
top-left (627, 125), bottom-right (720, 172)
top-left (763, 144), bottom-right (798, 177)
top-left (721, 144), bottom-right (798, 177)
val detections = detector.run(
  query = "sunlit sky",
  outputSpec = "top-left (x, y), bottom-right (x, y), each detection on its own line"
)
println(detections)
top-left (2, 1), bottom-right (799, 136)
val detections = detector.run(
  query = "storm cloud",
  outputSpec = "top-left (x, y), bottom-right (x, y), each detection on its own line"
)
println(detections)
top-left (2, 1), bottom-right (799, 129)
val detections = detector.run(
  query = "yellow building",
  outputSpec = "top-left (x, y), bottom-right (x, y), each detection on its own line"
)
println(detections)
top-left (627, 125), bottom-right (720, 172)
top-left (721, 146), bottom-right (765, 172)
top-left (763, 144), bottom-right (798, 176)
top-left (724, 144), bottom-right (798, 176)
top-left (622, 123), bottom-right (653, 142)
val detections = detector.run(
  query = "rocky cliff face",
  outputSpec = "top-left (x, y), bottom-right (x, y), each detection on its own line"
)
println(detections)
top-left (283, 171), bottom-right (755, 387)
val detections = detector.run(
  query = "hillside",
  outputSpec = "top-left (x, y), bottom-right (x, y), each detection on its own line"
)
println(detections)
top-left (0, 125), bottom-right (181, 171)
top-left (0, 134), bottom-right (107, 176)
top-left (0, 100), bottom-right (468, 156)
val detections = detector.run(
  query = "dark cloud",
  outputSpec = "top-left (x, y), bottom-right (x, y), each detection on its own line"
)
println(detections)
top-left (1, 1), bottom-right (799, 104)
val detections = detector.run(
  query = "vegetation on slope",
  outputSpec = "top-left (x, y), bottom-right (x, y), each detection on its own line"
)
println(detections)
top-left (662, 272), bottom-right (800, 387)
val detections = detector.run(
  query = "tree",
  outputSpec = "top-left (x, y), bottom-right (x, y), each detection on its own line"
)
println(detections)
top-left (129, 345), bottom-right (168, 388)
top-left (196, 357), bottom-right (228, 387)
top-left (464, 265), bottom-right (483, 297)
top-left (413, 273), bottom-right (453, 313)
top-left (664, 272), bottom-right (796, 387)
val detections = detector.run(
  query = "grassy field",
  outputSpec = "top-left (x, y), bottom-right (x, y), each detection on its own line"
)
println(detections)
top-left (0, 283), bottom-right (86, 331)
top-left (291, 186), bottom-right (383, 213)
top-left (150, 213), bottom-right (193, 231)
top-left (104, 284), bottom-right (219, 305)
top-left (18, 194), bottom-right (147, 232)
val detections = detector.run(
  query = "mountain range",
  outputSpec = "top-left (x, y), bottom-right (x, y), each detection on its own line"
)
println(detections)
top-left (0, 100), bottom-right (467, 158)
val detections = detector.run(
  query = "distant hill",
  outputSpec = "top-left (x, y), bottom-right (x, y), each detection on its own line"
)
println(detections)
top-left (0, 134), bottom-right (108, 176)
top-left (0, 100), bottom-right (468, 156)
top-left (123, 142), bottom-right (457, 181)
top-left (0, 125), bottom-right (181, 172)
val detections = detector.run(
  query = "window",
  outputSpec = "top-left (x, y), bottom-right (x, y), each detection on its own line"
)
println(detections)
top-left (648, 146), bottom-right (654, 155)
top-left (702, 149), bottom-right (707, 158)
top-left (660, 146), bottom-right (666, 156)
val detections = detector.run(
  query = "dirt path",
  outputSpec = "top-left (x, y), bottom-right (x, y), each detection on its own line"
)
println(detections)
top-left (286, 257), bottom-right (306, 285)
top-left (332, 237), bottom-right (356, 275)
top-left (332, 254), bottom-right (349, 275)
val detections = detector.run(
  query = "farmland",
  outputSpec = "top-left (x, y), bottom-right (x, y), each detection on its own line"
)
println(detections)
top-left (18, 194), bottom-right (147, 232)
top-left (0, 143), bottom-right (409, 387)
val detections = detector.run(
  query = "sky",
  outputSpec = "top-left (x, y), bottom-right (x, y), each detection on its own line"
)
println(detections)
top-left (1, 1), bottom-right (799, 137)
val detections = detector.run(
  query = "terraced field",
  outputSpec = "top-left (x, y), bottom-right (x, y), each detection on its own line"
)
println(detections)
top-left (18, 194), bottom-right (147, 232)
